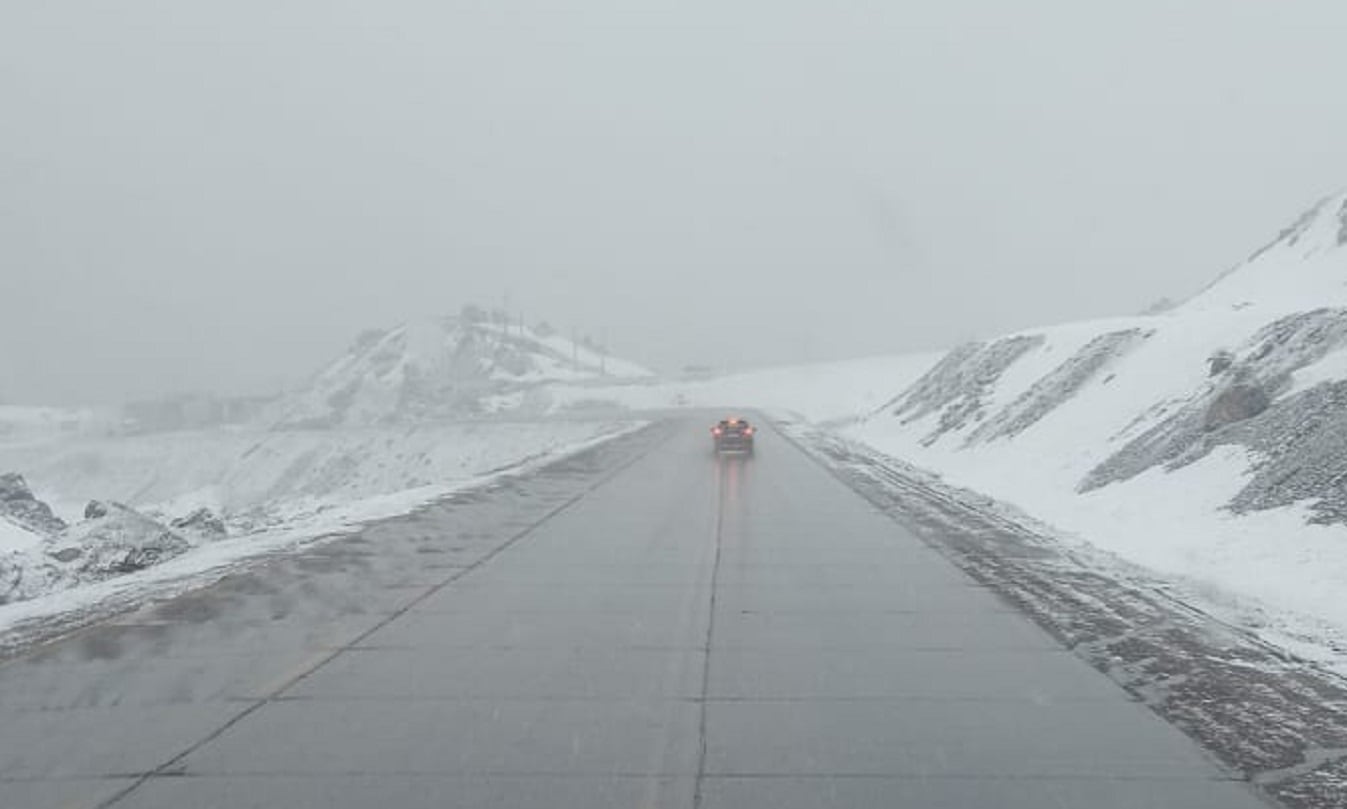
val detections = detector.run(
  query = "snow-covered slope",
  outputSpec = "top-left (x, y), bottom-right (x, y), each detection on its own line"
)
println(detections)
top-left (1190, 191), bottom-right (1347, 315)
top-left (837, 190), bottom-right (1347, 657)
top-left (273, 314), bottom-right (652, 427)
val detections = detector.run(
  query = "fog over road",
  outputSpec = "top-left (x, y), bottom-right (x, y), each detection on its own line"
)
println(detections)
top-left (0, 418), bottom-right (1265, 808)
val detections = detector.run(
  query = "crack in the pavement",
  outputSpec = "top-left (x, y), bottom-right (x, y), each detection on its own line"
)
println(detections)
top-left (93, 424), bottom-right (670, 809)
top-left (692, 463), bottom-right (728, 809)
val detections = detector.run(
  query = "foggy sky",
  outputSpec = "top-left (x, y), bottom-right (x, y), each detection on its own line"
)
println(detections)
top-left (4, 1), bottom-right (1347, 404)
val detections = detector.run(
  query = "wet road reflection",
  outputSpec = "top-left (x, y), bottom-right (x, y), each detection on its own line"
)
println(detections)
top-left (0, 418), bottom-right (1267, 809)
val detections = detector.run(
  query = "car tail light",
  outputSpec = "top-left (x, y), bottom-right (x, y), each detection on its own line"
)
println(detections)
top-left (712, 428), bottom-right (723, 436)
top-left (743, 427), bottom-right (754, 436)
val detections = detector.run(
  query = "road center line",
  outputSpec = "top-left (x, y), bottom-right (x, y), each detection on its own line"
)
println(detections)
top-left (692, 461), bottom-right (728, 809)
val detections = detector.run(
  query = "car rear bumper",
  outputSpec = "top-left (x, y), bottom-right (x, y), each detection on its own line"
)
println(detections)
top-left (715, 438), bottom-right (754, 452)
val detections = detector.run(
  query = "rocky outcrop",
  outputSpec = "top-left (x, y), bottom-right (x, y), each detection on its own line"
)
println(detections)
top-left (170, 507), bottom-right (227, 541)
top-left (1219, 380), bottom-right (1347, 523)
top-left (967, 329), bottom-right (1149, 445)
top-left (49, 503), bottom-right (190, 576)
top-left (1207, 349), bottom-right (1234, 377)
top-left (881, 335), bottom-right (1045, 447)
top-left (3, 499), bottom-right (208, 604)
top-left (0, 548), bottom-right (57, 606)
top-left (1083, 309), bottom-right (1347, 494)
top-left (1202, 383), bottom-right (1271, 431)
top-left (0, 473), bottom-right (66, 535)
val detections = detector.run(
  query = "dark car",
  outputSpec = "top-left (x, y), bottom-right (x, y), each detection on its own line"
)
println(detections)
top-left (712, 418), bottom-right (755, 454)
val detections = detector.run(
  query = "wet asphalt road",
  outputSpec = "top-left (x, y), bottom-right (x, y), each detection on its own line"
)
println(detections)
top-left (0, 418), bottom-right (1269, 808)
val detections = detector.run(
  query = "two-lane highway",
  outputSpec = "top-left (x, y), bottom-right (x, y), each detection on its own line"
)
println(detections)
top-left (0, 418), bottom-right (1268, 808)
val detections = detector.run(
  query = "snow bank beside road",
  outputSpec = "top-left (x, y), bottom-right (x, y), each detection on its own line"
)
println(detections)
top-left (0, 421), bottom-right (632, 528)
top-left (855, 383), bottom-right (1347, 662)
top-left (0, 420), bottom-right (642, 628)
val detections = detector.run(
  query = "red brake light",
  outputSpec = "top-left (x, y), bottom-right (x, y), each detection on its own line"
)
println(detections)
top-left (712, 428), bottom-right (723, 436)
top-left (743, 427), bottom-right (754, 436)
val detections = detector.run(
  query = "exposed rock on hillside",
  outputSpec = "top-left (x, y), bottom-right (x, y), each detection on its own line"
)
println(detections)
top-left (882, 335), bottom-right (1045, 446)
top-left (49, 502), bottom-right (190, 577)
top-left (170, 507), bottom-right (228, 541)
top-left (0, 473), bottom-right (66, 535)
top-left (1202, 384), bottom-right (1271, 431)
top-left (1082, 309), bottom-right (1347, 494)
top-left (1208, 349), bottom-right (1235, 376)
top-left (967, 329), bottom-right (1149, 445)
top-left (1219, 380), bottom-right (1347, 523)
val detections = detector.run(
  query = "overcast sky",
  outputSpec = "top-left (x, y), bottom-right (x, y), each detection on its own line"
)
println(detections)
top-left (3, 1), bottom-right (1346, 404)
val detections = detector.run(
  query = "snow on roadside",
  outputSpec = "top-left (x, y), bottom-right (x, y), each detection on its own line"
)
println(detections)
top-left (843, 312), bottom-right (1347, 668)
top-left (0, 420), bottom-right (644, 638)
top-left (0, 421), bottom-right (633, 526)
top-left (819, 192), bottom-right (1347, 670)
top-left (860, 416), bottom-right (1347, 668)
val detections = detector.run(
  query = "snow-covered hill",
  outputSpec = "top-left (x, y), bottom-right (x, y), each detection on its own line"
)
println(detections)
top-left (1190, 190), bottom-right (1347, 315)
top-left (273, 313), bottom-right (652, 427)
top-left (0, 305), bottom-right (651, 618)
top-left (838, 190), bottom-right (1347, 658)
